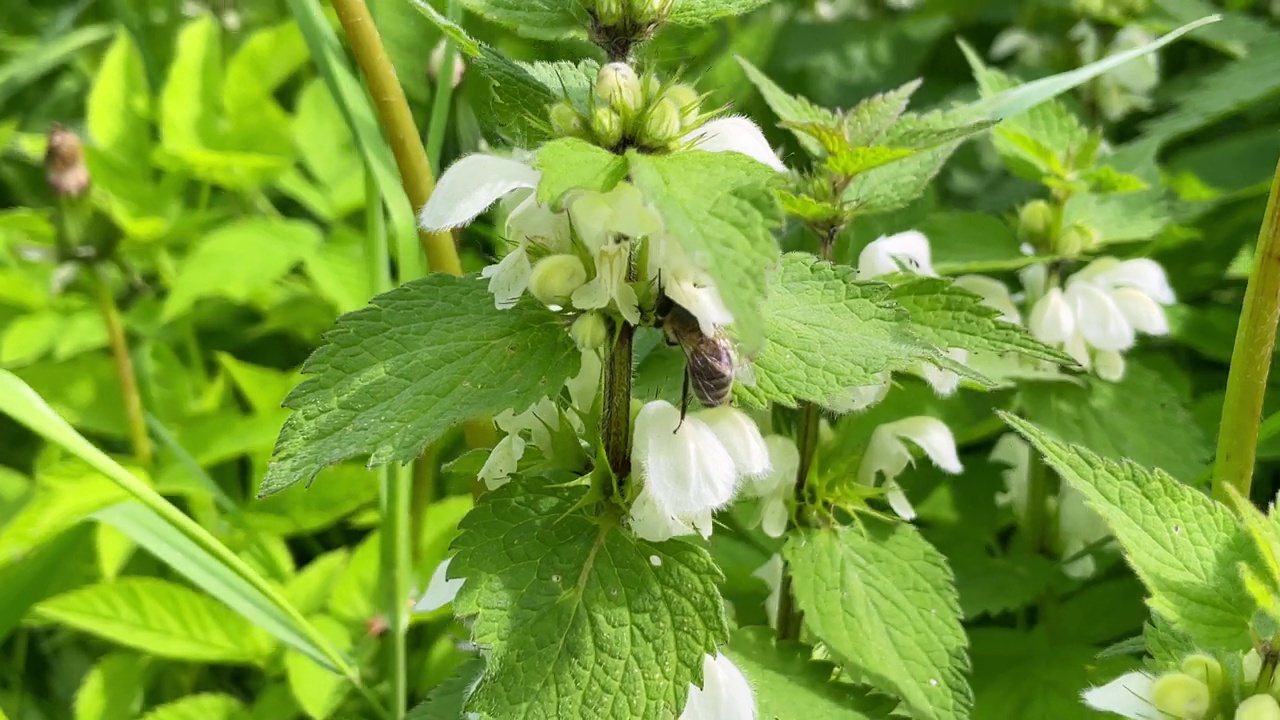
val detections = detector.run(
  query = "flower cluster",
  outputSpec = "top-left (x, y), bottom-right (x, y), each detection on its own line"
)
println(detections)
top-left (1085, 651), bottom-right (1280, 720)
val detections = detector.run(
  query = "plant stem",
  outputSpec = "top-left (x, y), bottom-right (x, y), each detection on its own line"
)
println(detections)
top-left (1023, 452), bottom-right (1049, 554)
top-left (92, 265), bottom-right (152, 466)
top-left (602, 322), bottom-right (634, 480)
top-left (424, 0), bottom-right (461, 177)
top-left (1214, 154), bottom-right (1280, 504)
top-left (380, 464), bottom-right (412, 719)
top-left (776, 400), bottom-right (819, 642)
top-left (330, 0), bottom-right (462, 276)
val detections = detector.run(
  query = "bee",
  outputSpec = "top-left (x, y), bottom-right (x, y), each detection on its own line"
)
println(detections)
top-left (656, 293), bottom-right (736, 422)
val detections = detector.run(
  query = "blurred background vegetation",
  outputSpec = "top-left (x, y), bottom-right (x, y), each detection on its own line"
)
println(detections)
top-left (1, 0), bottom-right (1279, 717)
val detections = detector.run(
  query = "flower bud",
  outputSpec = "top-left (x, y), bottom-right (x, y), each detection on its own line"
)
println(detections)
top-left (596, 63), bottom-right (643, 118)
top-left (1181, 654), bottom-right (1225, 695)
top-left (594, 0), bottom-right (624, 25)
top-left (1016, 199), bottom-right (1054, 250)
top-left (628, 0), bottom-right (674, 23)
top-left (571, 311), bottom-right (609, 351)
top-left (591, 106), bottom-right (623, 148)
top-left (529, 254), bottom-right (588, 306)
top-left (1245, 649), bottom-right (1264, 684)
top-left (1238, 694), bottom-right (1280, 720)
top-left (1055, 223), bottom-right (1099, 258)
top-left (662, 84), bottom-right (701, 127)
top-left (550, 102), bottom-right (584, 138)
top-left (44, 124), bottom-right (89, 198)
top-left (428, 39), bottom-right (465, 90)
top-left (639, 98), bottom-right (682, 149)
top-left (1151, 672), bottom-right (1211, 720)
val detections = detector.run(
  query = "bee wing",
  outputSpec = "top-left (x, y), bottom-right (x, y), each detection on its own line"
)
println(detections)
top-left (732, 350), bottom-right (757, 388)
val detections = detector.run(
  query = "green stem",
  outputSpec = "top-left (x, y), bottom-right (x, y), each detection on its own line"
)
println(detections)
top-left (380, 464), bottom-right (413, 719)
top-left (602, 321), bottom-right (634, 480)
top-left (92, 265), bottom-right (152, 467)
top-left (424, 0), bottom-right (461, 177)
top-left (1023, 452), bottom-right (1049, 554)
top-left (1214, 154), bottom-right (1280, 504)
top-left (776, 401), bottom-right (819, 642)
top-left (330, 0), bottom-right (462, 276)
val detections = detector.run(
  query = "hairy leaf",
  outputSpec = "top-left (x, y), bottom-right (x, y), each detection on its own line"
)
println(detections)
top-left (670, 0), bottom-right (771, 25)
top-left (534, 138), bottom-right (628, 207)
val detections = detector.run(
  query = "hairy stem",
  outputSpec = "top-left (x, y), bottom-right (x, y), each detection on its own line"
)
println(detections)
top-left (603, 322), bottom-right (634, 480)
top-left (331, 0), bottom-right (462, 276)
top-left (1214, 154), bottom-right (1280, 504)
top-left (776, 400), bottom-right (820, 642)
top-left (93, 265), bottom-right (152, 466)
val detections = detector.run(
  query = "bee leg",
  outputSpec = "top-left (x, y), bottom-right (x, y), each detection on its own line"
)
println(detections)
top-left (676, 369), bottom-right (691, 433)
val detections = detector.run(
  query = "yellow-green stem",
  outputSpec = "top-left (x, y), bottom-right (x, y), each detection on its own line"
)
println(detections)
top-left (93, 265), bottom-right (152, 467)
top-left (330, 0), bottom-right (462, 276)
top-left (379, 464), bottom-right (413, 718)
top-left (1214, 154), bottom-right (1280, 504)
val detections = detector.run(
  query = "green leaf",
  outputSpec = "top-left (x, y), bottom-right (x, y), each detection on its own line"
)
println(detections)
top-left (736, 57), bottom-right (838, 157)
top-left (628, 150), bottom-right (781, 352)
top-left (1061, 191), bottom-right (1169, 247)
top-left (285, 549), bottom-right (349, 617)
top-left (533, 138), bottom-right (628, 207)
top-left (1142, 38), bottom-right (1280, 144)
top-left (843, 79), bottom-right (923, 147)
top-left (244, 464), bottom-right (378, 537)
top-left (458, 0), bottom-right (584, 40)
top-left (1002, 413), bottom-right (1254, 650)
top-left (261, 273), bottom-right (580, 495)
top-left (0, 458), bottom-right (129, 564)
top-left (1018, 361), bottom-right (1210, 483)
top-left (407, 658), bottom-right (484, 720)
top-left (87, 29), bottom-right (152, 170)
top-left (738, 254), bottom-right (934, 409)
top-left (451, 481), bottom-right (727, 718)
top-left (842, 110), bottom-right (969, 215)
top-left (824, 146), bottom-right (917, 178)
top-left (670, 0), bottom-right (771, 25)
top-left (919, 212), bottom-right (1031, 275)
top-left (163, 219), bottom-right (322, 321)
top-left (0, 524), bottom-right (93, 642)
top-left (784, 521), bottom-right (972, 720)
top-left (970, 629), bottom-right (1130, 720)
top-left (284, 615), bottom-right (351, 719)
top-left (36, 577), bottom-right (272, 664)
top-left (726, 628), bottom-right (895, 719)
top-left (139, 694), bottom-right (249, 720)
top-left (889, 277), bottom-right (1071, 364)
top-left (74, 653), bottom-right (149, 720)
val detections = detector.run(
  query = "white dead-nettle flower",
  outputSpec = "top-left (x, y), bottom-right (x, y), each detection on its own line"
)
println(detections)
top-left (680, 653), bottom-right (758, 720)
top-left (1025, 258), bottom-right (1174, 382)
top-left (628, 400), bottom-right (769, 542)
top-left (1072, 22), bottom-right (1160, 122)
top-left (1082, 670), bottom-right (1226, 720)
top-left (566, 182), bottom-right (663, 324)
top-left (681, 115), bottom-right (786, 172)
top-left (413, 557), bottom-right (464, 614)
top-left (752, 553), bottom-right (784, 627)
top-left (823, 372), bottom-right (893, 414)
top-left (428, 39), bottom-right (466, 90)
top-left (741, 435), bottom-right (799, 538)
top-left (991, 433), bottom-right (1111, 579)
top-left (647, 233), bottom-right (735, 337)
top-left (478, 397), bottom-right (559, 490)
top-left (858, 230), bottom-right (1018, 396)
top-left (857, 416), bottom-right (962, 521)
top-left (989, 28), bottom-right (1048, 65)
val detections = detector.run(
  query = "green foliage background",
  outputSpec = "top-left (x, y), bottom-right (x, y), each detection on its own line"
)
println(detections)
top-left (0, 0), bottom-right (1278, 718)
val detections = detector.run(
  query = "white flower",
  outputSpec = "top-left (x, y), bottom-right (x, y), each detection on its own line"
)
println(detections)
top-left (629, 401), bottom-right (738, 541)
top-left (751, 554), bottom-right (784, 627)
top-left (857, 417), bottom-right (962, 521)
top-left (571, 241), bottom-right (641, 324)
top-left (953, 274), bottom-right (1022, 324)
top-left (991, 433), bottom-right (1032, 520)
top-left (414, 557), bottom-right (464, 613)
top-left (479, 398), bottom-right (559, 489)
top-left (682, 116), bottom-right (786, 172)
top-left (858, 230), bottom-right (935, 279)
top-left (648, 234), bottom-right (735, 336)
top-left (742, 436), bottom-right (799, 538)
top-left (680, 653), bottom-right (757, 720)
top-left (1082, 671), bottom-right (1159, 720)
top-left (568, 182), bottom-right (662, 254)
top-left (700, 406), bottom-right (771, 478)
top-left (565, 350), bottom-right (602, 415)
top-left (824, 373), bottom-right (892, 414)
top-left (920, 347), bottom-right (967, 398)
top-left (1026, 257), bottom-right (1174, 381)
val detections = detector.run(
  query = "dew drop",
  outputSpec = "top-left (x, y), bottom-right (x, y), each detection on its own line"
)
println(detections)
top-left (649, 555), bottom-right (662, 567)
top-left (551, 574), bottom-right (562, 583)
top-left (929, 679), bottom-right (939, 687)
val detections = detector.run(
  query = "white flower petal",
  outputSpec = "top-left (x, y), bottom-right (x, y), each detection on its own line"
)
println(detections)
top-left (990, 433), bottom-right (1031, 517)
top-left (566, 350), bottom-right (602, 413)
top-left (824, 373), bottom-right (891, 414)
top-left (633, 401), bottom-right (738, 520)
top-left (1068, 282), bottom-right (1135, 351)
top-left (1110, 287), bottom-right (1169, 336)
top-left (568, 183), bottom-right (663, 252)
top-left (477, 434), bottom-right (525, 490)
top-left (1064, 331), bottom-right (1092, 369)
top-left (680, 653), bottom-right (757, 720)
top-left (1028, 288), bottom-right (1075, 344)
top-left (954, 274), bottom-right (1022, 324)
top-left (759, 495), bottom-right (789, 539)
top-left (664, 269), bottom-right (734, 336)
top-left (884, 416), bottom-right (963, 474)
top-left (920, 348), bottom-right (966, 397)
top-left (506, 194), bottom-right (571, 253)
top-left (572, 242), bottom-right (641, 324)
top-left (884, 480), bottom-right (917, 521)
top-left (628, 489), bottom-right (699, 542)
top-left (419, 154), bottom-right (539, 230)
top-left (698, 406), bottom-right (771, 479)
top-left (1081, 672), bottom-right (1159, 720)
top-left (414, 558), bottom-right (464, 613)
top-left (744, 435), bottom-right (800, 497)
top-left (683, 116), bottom-right (785, 172)
top-left (1095, 258), bottom-right (1176, 305)
top-left (858, 230), bottom-right (935, 278)
top-left (1094, 349), bottom-right (1126, 382)
top-left (480, 245), bottom-right (532, 309)
top-left (1019, 263), bottom-right (1047, 301)
top-left (752, 554), bottom-right (784, 626)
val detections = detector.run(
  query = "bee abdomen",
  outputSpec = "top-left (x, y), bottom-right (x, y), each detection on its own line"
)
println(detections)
top-left (687, 342), bottom-right (735, 407)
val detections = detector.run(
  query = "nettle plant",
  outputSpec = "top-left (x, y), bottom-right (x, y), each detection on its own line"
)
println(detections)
top-left (254, 3), bottom-right (1225, 718)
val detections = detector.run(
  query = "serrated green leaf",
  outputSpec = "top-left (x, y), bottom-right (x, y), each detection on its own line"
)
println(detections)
top-left (825, 146), bottom-right (917, 178)
top-left (1142, 39), bottom-right (1280, 144)
top-left (726, 628), bottom-right (894, 719)
top-left (970, 629), bottom-right (1130, 720)
top-left (738, 254), bottom-right (934, 409)
top-left (533, 138), bottom-right (628, 207)
top-left (950, 549), bottom-right (1057, 618)
top-left (261, 274), bottom-right (580, 495)
top-left (628, 150), bottom-right (781, 353)
top-left (784, 522), bottom-right (972, 720)
top-left (36, 577), bottom-right (272, 664)
top-left (670, 0), bottom-right (771, 25)
top-left (1002, 413), bottom-right (1255, 650)
top-left (1061, 191), bottom-right (1169, 247)
top-left (1145, 617), bottom-right (1197, 669)
top-left (889, 276), bottom-right (1071, 364)
top-left (407, 658), bottom-right (484, 719)
top-left (918, 212), bottom-right (1030, 275)
top-left (74, 653), bottom-right (148, 720)
top-left (843, 79), bottom-right (922, 147)
top-left (163, 219), bottom-right (322, 321)
top-left (138, 694), bottom-right (249, 720)
top-left (451, 481), bottom-right (727, 718)
top-left (736, 57), bottom-right (837, 157)
top-left (842, 111), bottom-right (966, 215)
top-left (458, 0), bottom-right (584, 40)
top-left (776, 191), bottom-right (844, 223)
top-left (1019, 361), bottom-right (1210, 483)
